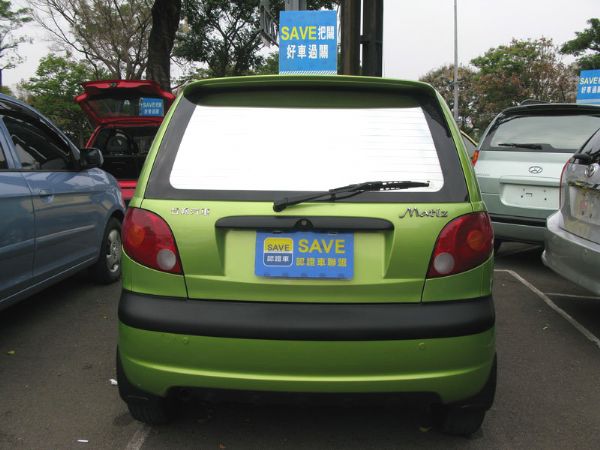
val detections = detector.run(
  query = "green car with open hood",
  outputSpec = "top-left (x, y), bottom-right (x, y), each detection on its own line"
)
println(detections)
top-left (117, 75), bottom-right (496, 436)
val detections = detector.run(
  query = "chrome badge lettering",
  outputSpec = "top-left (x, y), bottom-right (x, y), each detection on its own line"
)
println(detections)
top-left (171, 207), bottom-right (210, 216)
top-left (399, 208), bottom-right (448, 219)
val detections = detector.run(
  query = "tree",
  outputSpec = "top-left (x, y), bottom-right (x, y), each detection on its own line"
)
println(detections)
top-left (27, 0), bottom-right (153, 79)
top-left (19, 54), bottom-right (107, 146)
top-left (175, 0), bottom-right (335, 78)
top-left (147, 0), bottom-right (182, 90)
top-left (561, 18), bottom-right (600, 70)
top-left (0, 1), bottom-right (32, 72)
top-left (255, 51), bottom-right (278, 75)
top-left (470, 38), bottom-right (576, 129)
top-left (420, 64), bottom-right (479, 134)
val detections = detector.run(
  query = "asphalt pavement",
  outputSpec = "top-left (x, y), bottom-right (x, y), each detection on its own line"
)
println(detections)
top-left (1, 245), bottom-right (599, 449)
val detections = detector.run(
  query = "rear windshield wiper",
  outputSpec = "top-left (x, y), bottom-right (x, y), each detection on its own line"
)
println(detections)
top-left (273, 180), bottom-right (430, 212)
top-left (497, 142), bottom-right (544, 150)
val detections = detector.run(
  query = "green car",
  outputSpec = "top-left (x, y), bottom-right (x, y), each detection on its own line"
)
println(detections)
top-left (117, 76), bottom-right (496, 436)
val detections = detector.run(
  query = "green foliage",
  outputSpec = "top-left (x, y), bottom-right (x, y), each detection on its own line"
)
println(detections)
top-left (422, 38), bottom-right (577, 136)
top-left (175, 0), bottom-right (335, 79)
top-left (560, 18), bottom-right (600, 70)
top-left (19, 54), bottom-right (107, 146)
top-left (0, 0), bottom-right (32, 70)
top-left (255, 52), bottom-right (278, 75)
top-left (470, 38), bottom-right (576, 131)
top-left (0, 84), bottom-right (13, 95)
top-left (420, 64), bottom-right (479, 134)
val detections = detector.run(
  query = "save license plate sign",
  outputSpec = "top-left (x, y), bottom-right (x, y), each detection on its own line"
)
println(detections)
top-left (255, 232), bottom-right (354, 279)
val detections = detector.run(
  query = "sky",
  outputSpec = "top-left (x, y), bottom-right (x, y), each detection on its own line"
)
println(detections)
top-left (3, 0), bottom-right (598, 90)
top-left (383, 0), bottom-right (597, 79)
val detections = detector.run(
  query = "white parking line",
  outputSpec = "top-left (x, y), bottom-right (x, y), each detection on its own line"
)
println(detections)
top-left (546, 293), bottom-right (600, 301)
top-left (495, 269), bottom-right (600, 350)
top-left (125, 424), bottom-right (151, 450)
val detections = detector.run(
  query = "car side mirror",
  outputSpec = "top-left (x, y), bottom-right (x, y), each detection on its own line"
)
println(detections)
top-left (80, 147), bottom-right (104, 169)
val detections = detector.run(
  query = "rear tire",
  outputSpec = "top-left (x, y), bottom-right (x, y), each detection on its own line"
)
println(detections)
top-left (116, 350), bottom-right (174, 425)
top-left (436, 406), bottom-right (486, 436)
top-left (435, 355), bottom-right (496, 436)
top-left (91, 217), bottom-right (122, 284)
top-left (126, 400), bottom-right (173, 426)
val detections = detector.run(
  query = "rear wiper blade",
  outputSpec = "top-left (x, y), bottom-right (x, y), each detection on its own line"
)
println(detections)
top-left (497, 142), bottom-right (543, 150)
top-left (273, 180), bottom-right (430, 212)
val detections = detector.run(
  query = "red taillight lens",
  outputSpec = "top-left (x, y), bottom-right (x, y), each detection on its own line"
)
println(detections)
top-left (471, 149), bottom-right (480, 165)
top-left (427, 212), bottom-right (493, 278)
top-left (122, 208), bottom-right (182, 274)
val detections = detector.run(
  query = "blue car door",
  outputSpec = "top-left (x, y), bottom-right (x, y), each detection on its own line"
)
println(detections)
top-left (1, 112), bottom-right (102, 282)
top-left (0, 130), bottom-right (35, 306)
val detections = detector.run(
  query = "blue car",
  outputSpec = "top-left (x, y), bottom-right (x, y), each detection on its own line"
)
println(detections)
top-left (0, 94), bottom-right (125, 311)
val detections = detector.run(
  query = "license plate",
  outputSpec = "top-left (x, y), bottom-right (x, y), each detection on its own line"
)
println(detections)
top-left (255, 231), bottom-right (354, 279)
top-left (501, 184), bottom-right (558, 208)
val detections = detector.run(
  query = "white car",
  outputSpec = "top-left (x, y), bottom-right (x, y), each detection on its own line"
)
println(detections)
top-left (474, 103), bottom-right (600, 251)
top-left (543, 128), bottom-right (600, 295)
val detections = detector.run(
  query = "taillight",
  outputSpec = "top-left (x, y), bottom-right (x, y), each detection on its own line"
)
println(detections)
top-left (471, 149), bottom-right (480, 165)
top-left (427, 212), bottom-right (493, 278)
top-left (122, 208), bottom-right (182, 274)
top-left (558, 160), bottom-right (570, 209)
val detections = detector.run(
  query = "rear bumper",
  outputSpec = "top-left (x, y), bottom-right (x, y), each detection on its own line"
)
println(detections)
top-left (118, 292), bottom-right (495, 403)
top-left (118, 290), bottom-right (495, 340)
top-left (542, 212), bottom-right (600, 295)
top-left (117, 180), bottom-right (137, 202)
top-left (489, 213), bottom-right (547, 243)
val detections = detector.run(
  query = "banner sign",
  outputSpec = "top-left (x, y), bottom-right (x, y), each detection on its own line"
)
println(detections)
top-left (279, 10), bottom-right (337, 75)
top-left (576, 70), bottom-right (600, 105)
top-left (139, 97), bottom-right (164, 116)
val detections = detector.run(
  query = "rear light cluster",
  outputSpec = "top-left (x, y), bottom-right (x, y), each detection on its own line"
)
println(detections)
top-left (471, 149), bottom-right (480, 165)
top-left (122, 208), bottom-right (182, 274)
top-left (558, 160), bottom-right (570, 209)
top-left (427, 212), bottom-right (493, 278)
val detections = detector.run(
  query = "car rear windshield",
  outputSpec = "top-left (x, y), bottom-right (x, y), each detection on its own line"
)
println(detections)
top-left (145, 87), bottom-right (468, 203)
top-left (87, 97), bottom-right (166, 119)
top-left (481, 112), bottom-right (600, 153)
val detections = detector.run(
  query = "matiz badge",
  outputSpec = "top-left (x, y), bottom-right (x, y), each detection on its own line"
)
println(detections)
top-left (399, 208), bottom-right (448, 219)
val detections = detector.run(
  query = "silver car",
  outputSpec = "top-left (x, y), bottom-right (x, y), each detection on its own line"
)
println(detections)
top-left (543, 128), bottom-right (600, 295)
top-left (474, 103), bottom-right (600, 250)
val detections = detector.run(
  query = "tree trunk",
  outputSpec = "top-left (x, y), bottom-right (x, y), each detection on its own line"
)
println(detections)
top-left (146, 0), bottom-right (182, 91)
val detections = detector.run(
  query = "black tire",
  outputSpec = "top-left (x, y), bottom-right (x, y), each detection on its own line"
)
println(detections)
top-left (434, 355), bottom-right (496, 436)
top-left (126, 400), bottom-right (173, 426)
top-left (437, 406), bottom-right (486, 436)
top-left (91, 217), bottom-right (122, 284)
top-left (116, 350), bottom-right (174, 425)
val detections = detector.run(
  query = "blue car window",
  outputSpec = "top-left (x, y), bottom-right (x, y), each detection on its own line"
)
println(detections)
top-left (2, 115), bottom-right (72, 171)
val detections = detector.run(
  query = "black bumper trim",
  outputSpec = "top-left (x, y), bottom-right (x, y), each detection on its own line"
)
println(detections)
top-left (119, 291), bottom-right (494, 341)
top-left (490, 214), bottom-right (546, 227)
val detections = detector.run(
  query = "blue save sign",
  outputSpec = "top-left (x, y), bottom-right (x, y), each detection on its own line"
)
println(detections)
top-left (139, 97), bottom-right (164, 116)
top-left (576, 70), bottom-right (600, 105)
top-left (279, 10), bottom-right (337, 75)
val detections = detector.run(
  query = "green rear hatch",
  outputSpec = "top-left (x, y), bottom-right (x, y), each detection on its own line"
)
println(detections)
top-left (129, 76), bottom-right (487, 303)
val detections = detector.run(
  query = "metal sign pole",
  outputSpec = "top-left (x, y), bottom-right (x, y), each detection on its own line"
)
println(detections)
top-left (362, 0), bottom-right (384, 77)
top-left (340, 0), bottom-right (361, 75)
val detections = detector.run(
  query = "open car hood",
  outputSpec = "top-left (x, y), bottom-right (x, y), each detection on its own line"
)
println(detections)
top-left (75, 79), bottom-right (175, 127)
